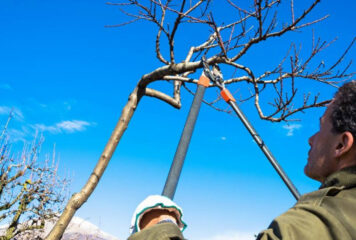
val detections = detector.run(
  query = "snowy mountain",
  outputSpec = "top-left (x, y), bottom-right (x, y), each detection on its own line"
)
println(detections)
top-left (0, 216), bottom-right (120, 240)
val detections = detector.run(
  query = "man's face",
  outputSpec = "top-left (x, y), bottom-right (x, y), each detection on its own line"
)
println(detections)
top-left (305, 102), bottom-right (340, 182)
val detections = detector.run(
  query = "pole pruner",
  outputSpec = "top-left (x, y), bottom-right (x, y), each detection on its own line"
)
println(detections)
top-left (201, 57), bottom-right (301, 200)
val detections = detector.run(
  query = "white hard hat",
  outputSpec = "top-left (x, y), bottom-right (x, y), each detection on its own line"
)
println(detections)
top-left (129, 195), bottom-right (187, 234)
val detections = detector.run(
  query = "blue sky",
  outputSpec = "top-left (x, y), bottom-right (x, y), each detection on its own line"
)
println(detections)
top-left (0, 1), bottom-right (355, 239)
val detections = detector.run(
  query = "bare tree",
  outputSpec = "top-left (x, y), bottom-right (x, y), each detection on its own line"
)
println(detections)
top-left (0, 126), bottom-right (68, 240)
top-left (46, 0), bottom-right (354, 239)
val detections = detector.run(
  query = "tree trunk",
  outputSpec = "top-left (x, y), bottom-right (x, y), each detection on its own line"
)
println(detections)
top-left (45, 86), bottom-right (145, 240)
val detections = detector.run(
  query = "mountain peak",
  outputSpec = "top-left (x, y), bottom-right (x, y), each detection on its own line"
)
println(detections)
top-left (0, 216), bottom-right (120, 240)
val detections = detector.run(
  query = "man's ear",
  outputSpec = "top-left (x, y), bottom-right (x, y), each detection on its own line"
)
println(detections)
top-left (335, 131), bottom-right (354, 158)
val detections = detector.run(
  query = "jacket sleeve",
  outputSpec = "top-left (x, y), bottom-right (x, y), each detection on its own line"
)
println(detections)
top-left (127, 222), bottom-right (184, 240)
top-left (256, 204), bottom-right (351, 240)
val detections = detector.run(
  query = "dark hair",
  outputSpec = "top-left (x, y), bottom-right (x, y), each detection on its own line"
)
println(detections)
top-left (331, 80), bottom-right (356, 140)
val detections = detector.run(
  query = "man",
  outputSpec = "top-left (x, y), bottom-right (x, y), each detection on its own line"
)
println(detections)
top-left (128, 80), bottom-right (356, 240)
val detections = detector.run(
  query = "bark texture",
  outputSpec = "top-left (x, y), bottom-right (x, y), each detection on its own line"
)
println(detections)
top-left (46, 87), bottom-right (145, 240)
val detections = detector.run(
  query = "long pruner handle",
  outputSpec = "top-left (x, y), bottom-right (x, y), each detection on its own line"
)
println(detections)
top-left (223, 88), bottom-right (301, 200)
top-left (162, 74), bottom-right (210, 199)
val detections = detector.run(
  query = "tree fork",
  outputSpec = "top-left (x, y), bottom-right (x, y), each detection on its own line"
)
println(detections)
top-left (45, 86), bottom-right (145, 240)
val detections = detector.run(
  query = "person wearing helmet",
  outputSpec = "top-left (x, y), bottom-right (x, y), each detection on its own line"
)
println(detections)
top-left (128, 81), bottom-right (356, 240)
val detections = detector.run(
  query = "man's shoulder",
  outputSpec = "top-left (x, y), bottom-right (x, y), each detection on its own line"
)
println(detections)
top-left (128, 222), bottom-right (184, 240)
top-left (260, 185), bottom-right (356, 240)
top-left (281, 183), bottom-right (356, 222)
top-left (296, 185), bottom-right (346, 207)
